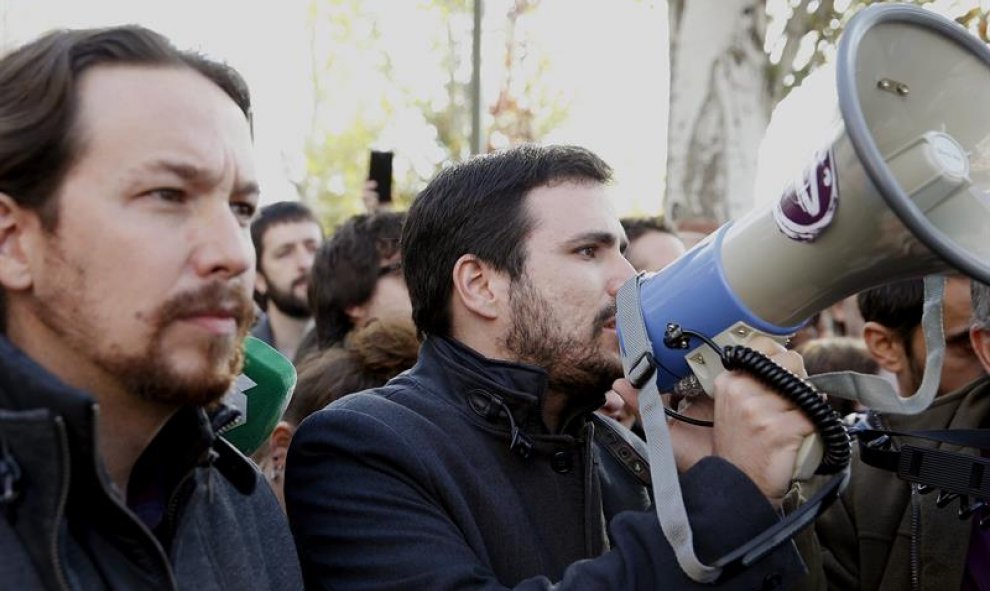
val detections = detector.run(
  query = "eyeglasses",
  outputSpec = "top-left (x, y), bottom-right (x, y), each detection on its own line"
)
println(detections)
top-left (378, 261), bottom-right (402, 277)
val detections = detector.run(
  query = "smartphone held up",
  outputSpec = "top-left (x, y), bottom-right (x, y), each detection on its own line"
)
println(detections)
top-left (368, 150), bottom-right (393, 204)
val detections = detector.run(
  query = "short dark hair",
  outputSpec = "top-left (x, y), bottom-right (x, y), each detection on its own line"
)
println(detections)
top-left (620, 216), bottom-right (677, 244)
top-left (250, 200), bottom-right (321, 270)
top-left (857, 279), bottom-right (924, 346)
top-left (310, 211), bottom-right (405, 348)
top-left (973, 281), bottom-right (990, 328)
top-left (0, 25), bottom-right (252, 334)
top-left (401, 144), bottom-right (612, 338)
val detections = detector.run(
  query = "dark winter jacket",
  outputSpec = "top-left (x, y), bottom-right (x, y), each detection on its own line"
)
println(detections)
top-left (0, 336), bottom-right (303, 590)
top-left (286, 336), bottom-right (805, 590)
top-left (801, 375), bottom-right (990, 590)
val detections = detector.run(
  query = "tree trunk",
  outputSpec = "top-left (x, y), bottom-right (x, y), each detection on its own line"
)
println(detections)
top-left (665, 0), bottom-right (770, 224)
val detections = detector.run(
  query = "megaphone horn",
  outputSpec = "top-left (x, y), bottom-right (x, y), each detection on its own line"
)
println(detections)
top-left (617, 3), bottom-right (990, 583)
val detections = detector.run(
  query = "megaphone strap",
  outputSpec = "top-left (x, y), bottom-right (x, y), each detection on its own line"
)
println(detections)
top-left (857, 428), bottom-right (990, 524)
top-left (617, 273), bottom-right (851, 584)
top-left (808, 275), bottom-right (946, 415)
top-left (617, 275), bottom-right (721, 583)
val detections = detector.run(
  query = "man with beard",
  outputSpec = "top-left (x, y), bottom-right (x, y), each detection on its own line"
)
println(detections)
top-left (285, 144), bottom-right (812, 589)
top-left (799, 277), bottom-right (990, 589)
top-left (250, 201), bottom-right (323, 360)
top-left (858, 275), bottom-right (984, 399)
top-left (0, 26), bottom-right (302, 590)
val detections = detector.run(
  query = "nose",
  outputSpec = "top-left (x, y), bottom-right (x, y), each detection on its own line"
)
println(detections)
top-left (190, 201), bottom-right (253, 280)
top-left (607, 254), bottom-right (637, 298)
top-left (297, 246), bottom-right (316, 273)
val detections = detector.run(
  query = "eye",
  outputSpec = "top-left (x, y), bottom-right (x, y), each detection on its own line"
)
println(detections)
top-left (148, 188), bottom-right (187, 203)
top-left (576, 245), bottom-right (598, 259)
top-left (230, 201), bottom-right (257, 226)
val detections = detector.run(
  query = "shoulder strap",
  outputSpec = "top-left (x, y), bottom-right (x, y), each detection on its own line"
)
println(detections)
top-left (591, 415), bottom-right (652, 488)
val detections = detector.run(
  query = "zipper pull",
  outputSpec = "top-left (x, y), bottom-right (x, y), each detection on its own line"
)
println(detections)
top-left (206, 448), bottom-right (219, 503)
top-left (0, 437), bottom-right (21, 506)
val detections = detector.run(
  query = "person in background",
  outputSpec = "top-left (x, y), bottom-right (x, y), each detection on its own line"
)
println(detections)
top-left (0, 25), bottom-right (301, 589)
top-left (600, 215), bottom-right (686, 431)
top-left (286, 144), bottom-right (810, 590)
top-left (859, 276), bottom-right (984, 399)
top-left (619, 215), bottom-right (686, 275)
top-left (250, 201), bottom-right (323, 361)
top-left (805, 279), bottom-right (990, 590)
top-left (254, 319), bottom-right (419, 508)
top-left (306, 211), bottom-right (411, 352)
top-left (795, 336), bottom-right (876, 420)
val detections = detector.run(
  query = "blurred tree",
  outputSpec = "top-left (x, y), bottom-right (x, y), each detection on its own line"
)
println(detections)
top-left (664, 0), bottom-right (988, 226)
top-left (487, 0), bottom-right (569, 151)
top-left (298, 0), bottom-right (569, 231)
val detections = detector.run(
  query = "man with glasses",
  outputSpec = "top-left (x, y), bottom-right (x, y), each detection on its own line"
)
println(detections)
top-left (305, 211), bottom-right (412, 354)
top-left (808, 279), bottom-right (990, 589)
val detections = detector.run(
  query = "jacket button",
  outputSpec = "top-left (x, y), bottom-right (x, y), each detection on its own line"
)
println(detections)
top-left (760, 573), bottom-right (782, 590)
top-left (551, 451), bottom-right (573, 474)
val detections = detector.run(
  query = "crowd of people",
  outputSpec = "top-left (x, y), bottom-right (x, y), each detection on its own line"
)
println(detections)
top-left (2, 23), bottom-right (990, 591)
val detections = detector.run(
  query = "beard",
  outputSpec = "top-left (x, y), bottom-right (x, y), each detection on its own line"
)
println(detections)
top-left (111, 283), bottom-right (255, 407)
top-left (502, 274), bottom-right (622, 403)
top-left (265, 274), bottom-right (310, 319)
top-left (36, 277), bottom-right (254, 409)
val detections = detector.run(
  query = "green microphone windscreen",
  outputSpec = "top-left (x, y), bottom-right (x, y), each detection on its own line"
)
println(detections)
top-left (219, 336), bottom-right (297, 455)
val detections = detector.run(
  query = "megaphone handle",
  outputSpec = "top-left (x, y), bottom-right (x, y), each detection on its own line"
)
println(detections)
top-left (718, 344), bottom-right (850, 477)
top-left (794, 433), bottom-right (826, 481)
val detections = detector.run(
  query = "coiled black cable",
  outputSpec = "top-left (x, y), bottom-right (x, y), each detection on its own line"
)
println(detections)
top-left (664, 323), bottom-right (851, 475)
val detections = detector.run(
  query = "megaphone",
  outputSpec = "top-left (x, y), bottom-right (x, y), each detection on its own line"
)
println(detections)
top-left (218, 336), bottom-right (297, 456)
top-left (617, 3), bottom-right (990, 583)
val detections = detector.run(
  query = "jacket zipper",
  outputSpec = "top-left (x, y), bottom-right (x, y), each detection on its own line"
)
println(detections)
top-left (164, 447), bottom-right (219, 541)
top-left (50, 417), bottom-right (72, 591)
top-left (164, 469), bottom-right (197, 538)
top-left (869, 411), bottom-right (921, 591)
top-left (89, 405), bottom-right (178, 590)
top-left (910, 483), bottom-right (922, 591)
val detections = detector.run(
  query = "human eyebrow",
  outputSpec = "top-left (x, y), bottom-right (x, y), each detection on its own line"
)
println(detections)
top-left (141, 160), bottom-right (221, 187)
top-left (563, 231), bottom-right (622, 251)
top-left (232, 181), bottom-right (260, 201)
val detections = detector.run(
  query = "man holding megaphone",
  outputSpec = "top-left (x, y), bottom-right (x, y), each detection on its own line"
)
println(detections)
top-left (609, 3), bottom-right (990, 586)
top-left (285, 144), bottom-right (811, 590)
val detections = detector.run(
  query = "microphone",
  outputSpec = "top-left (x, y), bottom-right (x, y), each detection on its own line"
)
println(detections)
top-left (218, 336), bottom-right (297, 455)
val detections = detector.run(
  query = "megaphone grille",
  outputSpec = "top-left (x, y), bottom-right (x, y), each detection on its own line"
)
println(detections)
top-left (838, 4), bottom-right (990, 285)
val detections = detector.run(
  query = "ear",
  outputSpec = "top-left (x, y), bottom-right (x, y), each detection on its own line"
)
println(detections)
top-left (862, 321), bottom-right (907, 374)
top-left (451, 254), bottom-right (507, 321)
top-left (268, 421), bottom-right (295, 470)
top-left (0, 193), bottom-right (36, 293)
top-left (970, 326), bottom-right (990, 375)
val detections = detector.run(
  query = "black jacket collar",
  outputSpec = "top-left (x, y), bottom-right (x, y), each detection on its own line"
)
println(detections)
top-left (416, 336), bottom-right (605, 438)
top-left (0, 335), bottom-right (231, 504)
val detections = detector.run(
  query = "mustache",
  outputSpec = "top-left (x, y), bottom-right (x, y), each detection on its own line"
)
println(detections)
top-left (158, 281), bottom-right (255, 329)
top-left (291, 273), bottom-right (310, 290)
top-left (594, 302), bottom-right (617, 331)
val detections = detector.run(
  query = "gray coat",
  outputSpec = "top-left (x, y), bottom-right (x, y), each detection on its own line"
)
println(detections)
top-left (0, 336), bottom-right (303, 590)
top-left (286, 336), bottom-right (804, 590)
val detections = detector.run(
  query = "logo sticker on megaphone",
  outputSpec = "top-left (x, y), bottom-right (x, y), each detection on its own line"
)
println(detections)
top-left (773, 148), bottom-right (839, 242)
